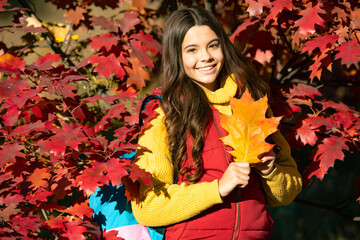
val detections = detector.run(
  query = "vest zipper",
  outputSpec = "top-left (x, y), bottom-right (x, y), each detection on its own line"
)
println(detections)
top-left (211, 110), bottom-right (241, 240)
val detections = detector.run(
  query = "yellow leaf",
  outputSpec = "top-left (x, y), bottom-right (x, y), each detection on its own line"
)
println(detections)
top-left (220, 88), bottom-right (281, 164)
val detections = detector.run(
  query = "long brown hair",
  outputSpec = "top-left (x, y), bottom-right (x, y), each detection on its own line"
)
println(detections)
top-left (160, 7), bottom-right (268, 182)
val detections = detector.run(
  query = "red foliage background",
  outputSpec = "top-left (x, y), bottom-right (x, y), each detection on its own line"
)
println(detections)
top-left (0, 0), bottom-right (359, 239)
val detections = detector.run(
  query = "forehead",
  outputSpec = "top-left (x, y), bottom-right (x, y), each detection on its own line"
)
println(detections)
top-left (182, 25), bottom-right (218, 47)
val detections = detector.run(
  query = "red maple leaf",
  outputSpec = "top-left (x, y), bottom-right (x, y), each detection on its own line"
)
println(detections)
top-left (82, 94), bottom-right (121, 104)
top-left (11, 214), bottom-right (43, 236)
top-left (103, 230), bottom-right (123, 240)
top-left (0, 203), bottom-right (19, 221)
top-left (245, 0), bottom-right (271, 16)
top-left (0, 0), bottom-right (10, 11)
top-left (0, 76), bottom-right (29, 98)
top-left (332, 6), bottom-right (348, 20)
top-left (1, 105), bottom-right (20, 126)
top-left (129, 39), bottom-right (155, 69)
top-left (126, 161), bottom-right (152, 187)
top-left (5, 156), bottom-right (31, 177)
top-left (7, 120), bottom-right (44, 139)
top-left (314, 135), bottom-right (349, 172)
top-left (113, 124), bottom-right (137, 143)
top-left (296, 123), bottom-right (318, 146)
top-left (60, 73), bottom-right (87, 85)
top-left (27, 168), bottom-right (52, 189)
top-left (103, 158), bottom-right (130, 186)
top-left (0, 193), bottom-right (24, 205)
top-left (0, 143), bottom-right (25, 166)
top-left (63, 202), bottom-right (94, 219)
top-left (124, 112), bottom-right (140, 125)
top-left (230, 18), bottom-right (259, 43)
top-left (90, 16), bottom-right (116, 31)
top-left (46, 216), bottom-right (66, 230)
top-left (51, 174), bottom-right (73, 202)
top-left (333, 110), bottom-right (356, 130)
top-left (303, 160), bottom-right (325, 186)
top-left (264, 0), bottom-right (294, 26)
top-left (302, 33), bottom-right (339, 53)
top-left (0, 53), bottom-right (25, 74)
top-left (94, 102), bottom-right (126, 132)
top-left (116, 11), bottom-right (141, 36)
top-left (26, 187), bottom-right (53, 205)
top-left (33, 53), bottom-right (62, 71)
top-left (294, 3), bottom-right (326, 37)
top-left (89, 53), bottom-right (127, 79)
top-left (285, 83), bottom-right (322, 99)
top-left (140, 97), bottom-right (161, 130)
top-left (55, 82), bottom-right (77, 99)
top-left (64, 6), bottom-right (87, 25)
top-left (62, 217), bottom-right (87, 240)
top-left (90, 33), bottom-right (119, 51)
top-left (124, 60), bottom-right (149, 90)
top-left (116, 87), bottom-right (138, 101)
top-left (322, 100), bottom-right (351, 112)
top-left (251, 31), bottom-right (275, 52)
top-left (130, 31), bottom-right (162, 55)
top-left (74, 161), bottom-right (108, 194)
top-left (2, 86), bottom-right (41, 109)
top-left (335, 40), bottom-right (360, 68)
top-left (304, 115), bottom-right (340, 132)
top-left (37, 122), bottom-right (86, 156)
top-left (350, 8), bottom-right (360, 29)
top-left (308, 50), bottom-right (332, 81)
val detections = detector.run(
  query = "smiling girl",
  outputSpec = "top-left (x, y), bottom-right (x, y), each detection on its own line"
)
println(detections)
top-left (131, 7), bottom-right (302, 240)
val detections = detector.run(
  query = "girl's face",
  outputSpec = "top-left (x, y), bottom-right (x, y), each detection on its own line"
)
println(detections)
top-left (181, 25), bottom-right (224, 91)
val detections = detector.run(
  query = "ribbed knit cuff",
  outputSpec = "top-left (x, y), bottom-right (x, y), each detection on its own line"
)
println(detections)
top-left (206, 179), bottom-right (224, 204)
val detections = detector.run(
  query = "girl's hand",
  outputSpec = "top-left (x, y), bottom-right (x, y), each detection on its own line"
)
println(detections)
top-left (218, 162), bottom-right (250, 198)
top-left (253, 149), bottom-right (276, 176)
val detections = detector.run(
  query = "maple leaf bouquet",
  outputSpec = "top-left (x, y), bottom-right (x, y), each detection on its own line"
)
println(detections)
top-left (220, 89), bottom-right (282, 164)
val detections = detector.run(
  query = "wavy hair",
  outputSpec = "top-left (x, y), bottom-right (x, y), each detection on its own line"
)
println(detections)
top-left (160, 7), bottom-right (269, 182)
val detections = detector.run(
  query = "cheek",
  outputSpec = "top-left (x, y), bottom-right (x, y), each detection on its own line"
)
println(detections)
top-left (216, 50), bottom-right (224, 63)
top-left (182, 54), bottom-right (196, 72)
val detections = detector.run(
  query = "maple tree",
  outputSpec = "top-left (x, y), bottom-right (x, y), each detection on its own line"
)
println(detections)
top-left (0, 0), bottom-right (359, 239)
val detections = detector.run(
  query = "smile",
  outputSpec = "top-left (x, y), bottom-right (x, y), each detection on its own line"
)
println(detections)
top-left (196, 65), bottom-right (216, 72)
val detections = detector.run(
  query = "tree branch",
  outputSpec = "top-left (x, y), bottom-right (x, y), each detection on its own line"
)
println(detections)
top-left (16, 0), bottom-right (75, 67)
top-left (294, 195), bottom-right (360, 221)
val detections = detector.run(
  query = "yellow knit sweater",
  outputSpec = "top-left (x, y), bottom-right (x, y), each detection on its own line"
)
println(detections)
top-left (131, 76), bottom-right (302, 227)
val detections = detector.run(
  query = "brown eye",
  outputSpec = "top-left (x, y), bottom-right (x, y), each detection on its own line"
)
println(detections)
top-left (209, 43), bottom-right (220, 49)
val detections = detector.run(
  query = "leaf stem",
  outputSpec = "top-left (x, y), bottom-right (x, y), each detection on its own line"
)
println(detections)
top-left (41, 209), bottom-right (49, 220)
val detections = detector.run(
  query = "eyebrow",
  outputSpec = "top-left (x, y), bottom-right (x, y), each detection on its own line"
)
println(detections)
top-left (183, 38), bottom-right (220, 50)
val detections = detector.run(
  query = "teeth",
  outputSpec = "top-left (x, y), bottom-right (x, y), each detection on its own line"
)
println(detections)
top-left (198, 66), bottom-right (214, 71)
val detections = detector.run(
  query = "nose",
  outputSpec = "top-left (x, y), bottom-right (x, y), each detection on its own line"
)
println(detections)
top-left (200, 49), bottom-right (213, 62)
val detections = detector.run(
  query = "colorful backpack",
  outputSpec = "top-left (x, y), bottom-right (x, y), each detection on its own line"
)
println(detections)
top-left (89, 95), bottom-right (164, 240)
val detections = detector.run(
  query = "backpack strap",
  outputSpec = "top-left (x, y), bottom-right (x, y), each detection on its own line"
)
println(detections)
top-left (138, 94), bottom-right (163, 129)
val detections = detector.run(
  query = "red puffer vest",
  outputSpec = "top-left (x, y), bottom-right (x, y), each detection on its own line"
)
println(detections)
top-left (165, 106), bottom-right (273, 240)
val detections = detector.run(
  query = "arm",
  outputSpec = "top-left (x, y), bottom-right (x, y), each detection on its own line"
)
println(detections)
top-left (258, 130), bottom-right (302, 207)
top-left (253, 108), bottom-right (302, 207)
top-left (130, 108), bottom-right (223, 227)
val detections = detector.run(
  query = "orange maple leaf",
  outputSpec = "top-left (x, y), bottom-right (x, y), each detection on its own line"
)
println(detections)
top-left (124, 57), bottom-right (149, 90)
top-left (27, 168), bottom-right (51, 188)
top-left (220, 88), bottom-right (281, 164)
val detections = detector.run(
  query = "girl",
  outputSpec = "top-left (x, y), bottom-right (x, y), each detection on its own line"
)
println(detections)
top-left (131, 7), bottom-right (302, 240)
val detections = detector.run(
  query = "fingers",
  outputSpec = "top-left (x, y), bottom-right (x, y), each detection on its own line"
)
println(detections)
top-left (254, 150), bottom-right (276, 176)
top-left (259, 149), bottom-right (276, 163)
top-left (218, 162), bottom-right (251, 198)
